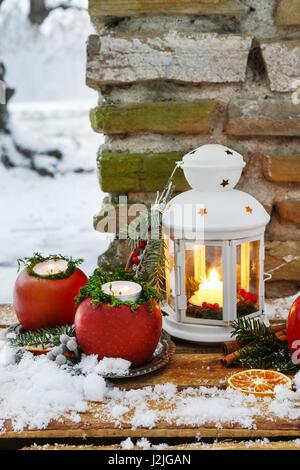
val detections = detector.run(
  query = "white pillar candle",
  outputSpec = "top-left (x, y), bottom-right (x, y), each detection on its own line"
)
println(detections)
top-left (189, 268), bottom-right (223, 307)
top-left (101, 280), bottom-right (142, 302)
top-left (33, 259), bottom-right (69, 276)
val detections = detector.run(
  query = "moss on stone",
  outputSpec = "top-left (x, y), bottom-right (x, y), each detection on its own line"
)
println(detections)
top-left (98, 151), bottom-right (189, 193)
top-left (91, 100), bottom-right (217, 135)
top-left (89, 0), bottom-right (249, 18)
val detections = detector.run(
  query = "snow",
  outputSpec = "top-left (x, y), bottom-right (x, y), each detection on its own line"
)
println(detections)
top-left (83, 373), bottom-right (107, 402)
top-left (1, 333), bottom-right (300, 433)
top-left (46, 0), bottom-right (88, 8)
top-left (0, 2), bottom-right (110, 302)
top-left (0, 142), bottom-right (111, 302)
top-left (96, 357), bottom-right (131, 376)
top-left (120, 437), bottom-right (135, 450)
top-left (120, 437), bottom-right (168, 450)
top-left (294, 370), bottom-right (300, 390)
top-left (75, 354), bottom-right (132, 376)
top-left (265, 291), bottom-right (300, 321)
top-left (110, 404), bottom-right (129, 420)
top-left (0, 341), bottom-right (16, 366)
top-left (0, 0), bottom-right (94, 102)
top-left (0, 350), bottom-right (89, 431)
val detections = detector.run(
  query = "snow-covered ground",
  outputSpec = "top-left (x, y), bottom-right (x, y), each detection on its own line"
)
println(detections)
top-left (0, 102), bottom-right (110, 303)
top-left (0, 1), bottom-right (109, 302)
top-left (0, 0), bottom-right (93, 103)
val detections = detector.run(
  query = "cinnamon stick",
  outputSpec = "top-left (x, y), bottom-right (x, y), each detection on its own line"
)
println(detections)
top-left (221, 323), bottom-right (288, 368)
top-left (270, 322), bottom-right (286, 333)
top-left (222, 340), bottom-right (240, 356)
top-left (275, 330), bottom-right (287, 342)
top-left (221, 350), bottom-right (242, 367)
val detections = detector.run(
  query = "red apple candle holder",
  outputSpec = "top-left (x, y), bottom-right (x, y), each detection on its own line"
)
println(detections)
top-left (74, 269), bottom-right (163, 367)
top-left (13, 253), bottom-right (88, 330)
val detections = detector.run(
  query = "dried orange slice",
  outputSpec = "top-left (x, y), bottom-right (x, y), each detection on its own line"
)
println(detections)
top-left (228, 369), bottom-right (292, 397)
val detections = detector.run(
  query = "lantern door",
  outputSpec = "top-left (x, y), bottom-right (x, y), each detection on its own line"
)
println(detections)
top-left (181, 240), bottom-right (233, 325)
top-left (232, 236), bottom-right (264, 319)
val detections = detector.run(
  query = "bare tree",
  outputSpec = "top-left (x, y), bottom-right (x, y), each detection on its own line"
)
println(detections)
top-left (29, 0), bottom-right (49, 25)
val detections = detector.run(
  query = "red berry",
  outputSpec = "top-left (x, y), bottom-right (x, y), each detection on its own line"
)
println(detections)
top-left (202, 302), bottom-right (208, 308)
top-left (239, 288), bottom-right (246, 297)
top-left (131, 251), bottom-right (137, 258)
top-left (132, 256), bottom-right (139, 265)
top-left (137, 240), bottom-right (146, 249)
top-left (213, 303), bottom-right (219, 309)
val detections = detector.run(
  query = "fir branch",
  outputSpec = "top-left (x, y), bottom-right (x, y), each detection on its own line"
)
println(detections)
top-left (231, 317), bottom-right (278, 346)
top-left (230, 317), bottom-right (297, 372)
top-left (10, 325), bottom-right (75, 349)
top-left (17, 253), bottom-right (83, 280)
top-left (143, 238), bottom-right (167, 294)
top-left (238, 343), bottom-right (296, 372)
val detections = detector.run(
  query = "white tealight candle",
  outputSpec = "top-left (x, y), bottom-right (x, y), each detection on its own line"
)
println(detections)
top-left (189, 268), bottom-right (223, 307)
top-left (33, 259), bottom-right (69, 276)
top-left (101, 281), bottom-right (142, 302)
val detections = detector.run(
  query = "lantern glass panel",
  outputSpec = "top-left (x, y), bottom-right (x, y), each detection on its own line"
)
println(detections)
top-left (165, 237), bottom-right (176, 310)
top-left (185, 242), bottom-right (223, 321)
top-left (236, 240), bottom-right (260, 317)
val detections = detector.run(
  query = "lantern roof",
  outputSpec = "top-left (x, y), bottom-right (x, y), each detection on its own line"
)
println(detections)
top-left (163, 144), bottom-right (270, 240)
top-left (178, 144), bottom-right (246, 192)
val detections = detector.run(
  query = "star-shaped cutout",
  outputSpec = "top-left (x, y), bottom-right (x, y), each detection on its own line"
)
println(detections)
top-left (245, 205), bottom-right (253, 214)
top-left (199, 208), bottom-right (208, 216)
top-left (220, 179), bottom-right (229, 187)
top-left (225, 150), bottom-right (233, 155)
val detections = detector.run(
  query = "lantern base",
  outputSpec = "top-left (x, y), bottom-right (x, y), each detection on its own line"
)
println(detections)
top-left (163, 310), bottom-right (264, 344)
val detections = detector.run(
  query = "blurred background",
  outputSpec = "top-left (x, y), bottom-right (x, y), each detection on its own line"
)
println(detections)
top-left (0, 0), bottom-right (109, 302)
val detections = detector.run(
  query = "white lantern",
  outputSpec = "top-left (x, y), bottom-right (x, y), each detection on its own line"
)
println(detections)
top-left (162, 144), bottom-right (270, 342)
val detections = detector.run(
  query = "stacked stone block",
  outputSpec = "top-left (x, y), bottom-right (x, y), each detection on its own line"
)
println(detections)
top-left (87, 0), bottom-right (300, 298)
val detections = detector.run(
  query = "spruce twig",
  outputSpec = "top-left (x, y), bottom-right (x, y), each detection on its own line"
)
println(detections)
top-left (10, 325), bottom-right (75, 349)
top-left (230, 317), bottom-right (297, 371)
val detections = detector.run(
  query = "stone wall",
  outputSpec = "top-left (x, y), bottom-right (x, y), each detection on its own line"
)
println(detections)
top-left (87, 0), bottom-right (300, 298)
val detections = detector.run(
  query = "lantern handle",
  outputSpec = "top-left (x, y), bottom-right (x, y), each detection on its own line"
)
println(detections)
top-left (263, 272), bottom-right (272, 282)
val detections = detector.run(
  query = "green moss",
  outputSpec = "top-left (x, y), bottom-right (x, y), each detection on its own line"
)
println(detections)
top-left (90, 100), bottom-right (217, 135)
top-left (76, 268), bottom-right (162, 309)
top-left (89, 0), bottom-right (248, 19)
top-left (17, 253), bottom-right (84, 280)
top-left (98, 151), bottom-right (189, 193)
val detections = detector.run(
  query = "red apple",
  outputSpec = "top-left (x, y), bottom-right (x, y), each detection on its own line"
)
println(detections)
top-left (13, 268), bottom-right (88, 330)
top-left (287, 295), bottom-right (300, 353)
top-left (75, 299), bottom-right (162, 366)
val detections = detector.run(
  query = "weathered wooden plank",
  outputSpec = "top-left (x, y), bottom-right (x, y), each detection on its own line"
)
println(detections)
top-left (91, 101), bottom-right (218, 135)
top-left (3, 400), bottom-right (300, 440)
top-left (261, 40), bottom-right (300, 92)
top-left (110, 353), bottom-right (235, 390)
top-left (1, 303), bottom-right (298, 442)
top-left (226, 98), bottom-right (300, 136)
top-left (21, 440), bottom-right (300, 450)
top-left (87, 33), bottom-right (252, 87)
top-left (89, 0), bottom-right (249, 19)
